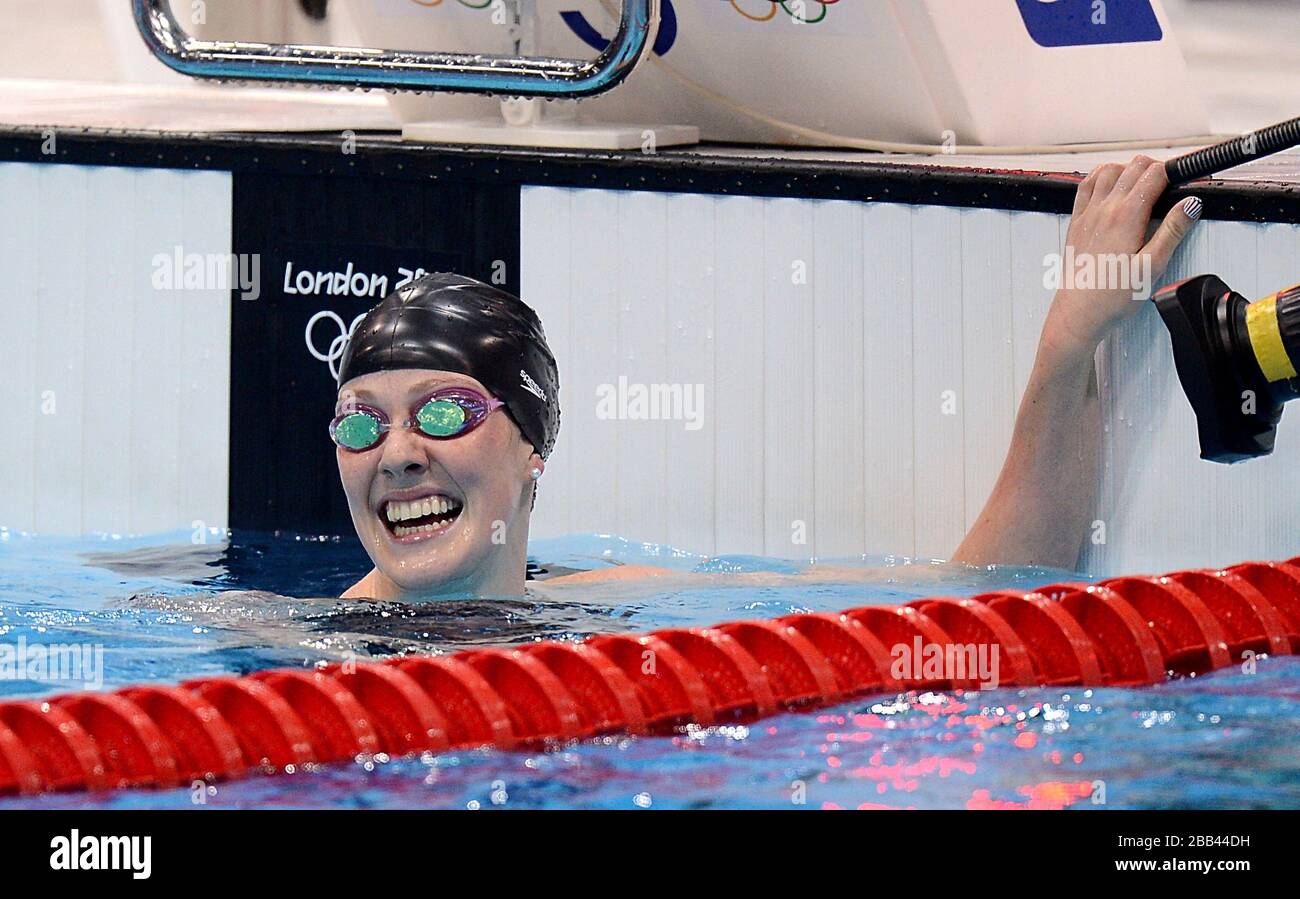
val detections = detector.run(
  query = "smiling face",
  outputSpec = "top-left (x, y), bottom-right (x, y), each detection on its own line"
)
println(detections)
top-left (334, 369), bottom-right (542, 599)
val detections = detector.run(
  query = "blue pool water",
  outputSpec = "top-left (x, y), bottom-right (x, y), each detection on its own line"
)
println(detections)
top-left (1, 529), bottom-right (1298, 810)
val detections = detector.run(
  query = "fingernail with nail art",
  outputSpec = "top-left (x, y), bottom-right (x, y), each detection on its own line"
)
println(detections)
top-left (1182, 196), bottom-right (1203, 221)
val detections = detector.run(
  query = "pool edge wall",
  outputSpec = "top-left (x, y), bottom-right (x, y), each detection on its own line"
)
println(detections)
top-left (0, 127), bottom-right (1297, 575)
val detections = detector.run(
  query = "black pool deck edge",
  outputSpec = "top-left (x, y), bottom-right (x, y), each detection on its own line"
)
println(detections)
top-left (3, 125), bottom-right (1299, 223)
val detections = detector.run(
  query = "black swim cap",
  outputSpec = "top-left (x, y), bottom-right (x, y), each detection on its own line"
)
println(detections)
top-left (336, 273), bottom-right (560, 460)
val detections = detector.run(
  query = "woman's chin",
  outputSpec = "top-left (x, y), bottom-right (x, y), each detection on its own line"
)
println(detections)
top-left (360, 514), bottom-right (509, 597)
top-left (371, 546), bottom-right (478, 596)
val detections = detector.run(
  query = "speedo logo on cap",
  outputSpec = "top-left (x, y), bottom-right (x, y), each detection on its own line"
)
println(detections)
top-left (520, 369), bottom-right (546, 403)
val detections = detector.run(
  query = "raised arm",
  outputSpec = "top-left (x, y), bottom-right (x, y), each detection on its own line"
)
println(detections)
top-left (952, 155), bottom-right (1202, 570)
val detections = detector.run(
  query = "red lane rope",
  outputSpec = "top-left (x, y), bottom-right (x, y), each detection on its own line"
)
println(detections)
top-left (3, 555), bottom-right (1298, 796)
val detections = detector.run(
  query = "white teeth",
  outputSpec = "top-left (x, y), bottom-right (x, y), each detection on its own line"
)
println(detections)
top-left (393, 521), bottom-right (447, 538)
top-left (383, 495), bottom-right (462, 526)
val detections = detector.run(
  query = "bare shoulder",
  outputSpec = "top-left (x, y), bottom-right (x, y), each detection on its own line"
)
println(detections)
top-left (340, 569), bottom-right (378, 600)
top-left (533, 561), bottom-right (956, 593)
top-left (539, 563), bottom-right (910, 589)
top-left (540, 564), bottom-right (682, 586)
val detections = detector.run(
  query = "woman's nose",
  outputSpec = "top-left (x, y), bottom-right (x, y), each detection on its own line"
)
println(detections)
top-left (377, 425), bottom-right (429, 479)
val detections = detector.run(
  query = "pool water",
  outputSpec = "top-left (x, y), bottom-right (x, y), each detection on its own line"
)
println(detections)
top-left (1, 529), bottom-right (1298, 810)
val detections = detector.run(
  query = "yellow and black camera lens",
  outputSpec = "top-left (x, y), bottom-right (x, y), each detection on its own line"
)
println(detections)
top-left (1155, 275), bottom-right (1300, 462)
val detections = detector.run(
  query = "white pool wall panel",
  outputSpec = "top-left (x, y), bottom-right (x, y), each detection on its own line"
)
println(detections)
top-left (522, 185), bottom-right (1300, 575)
top-left (664, 192), bottom-right (720, 557)
top-left (2, 166), bottom-right (1296, 574)
top-left (0, 162), bottom-right (232, 537)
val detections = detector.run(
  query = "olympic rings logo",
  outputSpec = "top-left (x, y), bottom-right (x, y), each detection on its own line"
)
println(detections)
top-left (405, 0), bottom-right (496, 9)
top-left (407, 0), bottom-right (838, 25)
top-left (727, 0), bottom-right (839, 24)
top-left (403, 0), bottom-right (837, 62)
top-left (305, 310), bottom-right (368, 382)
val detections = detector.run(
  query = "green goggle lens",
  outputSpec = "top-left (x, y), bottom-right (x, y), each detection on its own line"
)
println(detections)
top-left (416, 398), bottom-right (468, 437)
top-left (334, 412), bottom-right (382, 450)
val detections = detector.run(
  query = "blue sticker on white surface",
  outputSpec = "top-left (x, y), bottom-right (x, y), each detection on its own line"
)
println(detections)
top-left (1016, 0), bottom-right (1162, 47)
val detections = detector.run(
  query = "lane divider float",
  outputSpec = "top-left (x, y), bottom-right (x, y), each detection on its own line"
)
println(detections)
top-left (2, 556), bottom-right (1299, 795)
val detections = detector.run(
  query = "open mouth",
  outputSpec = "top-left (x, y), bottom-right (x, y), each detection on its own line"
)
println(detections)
top-left (381, 494), bottom-right (463, 541)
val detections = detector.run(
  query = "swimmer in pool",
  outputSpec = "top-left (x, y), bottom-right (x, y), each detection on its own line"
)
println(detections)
top-left (334, 155), bottom-right (1200, 600)
top-left (330, 273), bottom-right (832, 600)
top-left (332, 272), bottom-right (562, 600)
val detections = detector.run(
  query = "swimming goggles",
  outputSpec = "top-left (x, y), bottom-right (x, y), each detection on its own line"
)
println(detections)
top-left (329, 387), bottom-right (505, 452)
